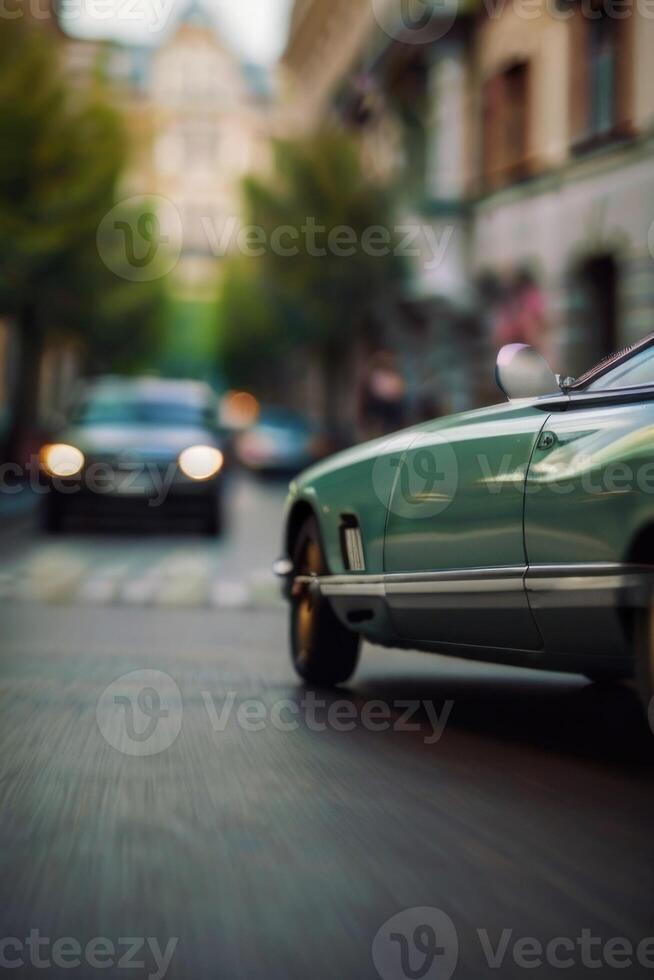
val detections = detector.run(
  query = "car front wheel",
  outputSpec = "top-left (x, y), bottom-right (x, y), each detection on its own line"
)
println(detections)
top-left (201, 489), bottom-right (224, 537)
top-left (290, 516), bottom-right (360, 686)
top-left (635, 593), bottom-right (654, 728)
top-left (40, 495), bottom-right (65, 535)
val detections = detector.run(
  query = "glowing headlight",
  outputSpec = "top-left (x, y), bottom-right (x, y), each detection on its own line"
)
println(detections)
top-left (40, 444), bottom-right (85, 478)
top-left (178, 445), bottom-right (224, 481)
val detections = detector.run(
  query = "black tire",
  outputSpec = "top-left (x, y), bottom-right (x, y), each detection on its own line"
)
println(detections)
top-left (289, 516), bottom-right (360, 686)
top-left (40, 496), bottom-right (65, 535)
top-left (634, 594), bottom-right (654, 726)
top-left (203, 491), bottom-right (224, 538)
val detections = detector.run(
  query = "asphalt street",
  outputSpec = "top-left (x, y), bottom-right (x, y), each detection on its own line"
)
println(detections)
top-left (0, 475), bottom-right (653, 980)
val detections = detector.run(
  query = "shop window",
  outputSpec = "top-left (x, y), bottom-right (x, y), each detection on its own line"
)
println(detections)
top-left (570, 5), bottom-right (632, 150)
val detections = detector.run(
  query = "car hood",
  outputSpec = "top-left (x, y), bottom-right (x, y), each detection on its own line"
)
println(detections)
top-left (59, 425), bottom-right (220, 460)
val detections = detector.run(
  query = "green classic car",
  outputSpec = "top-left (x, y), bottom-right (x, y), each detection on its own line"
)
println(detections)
top-left (276, 338), bottom-right (654, 718)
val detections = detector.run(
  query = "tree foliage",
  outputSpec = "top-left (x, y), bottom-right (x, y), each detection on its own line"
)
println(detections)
top-left (0, 20), bottom-right (164, 456)
top-left (218, 255), bottom-right (288, 392)
top-left (218, 129), bottom-right (404, 426)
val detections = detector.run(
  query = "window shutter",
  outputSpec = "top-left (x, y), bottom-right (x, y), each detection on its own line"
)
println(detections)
top-left (482, 74), bottom-right (504, 191)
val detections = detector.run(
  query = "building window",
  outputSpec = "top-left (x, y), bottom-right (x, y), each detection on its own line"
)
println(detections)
top-left (425, 55), bottom-right (466, 200)
top-left (570, 5), bottom-right (632, 149)
top-left (589, 15), bottom-right (618, 135)
top-left (482, 61), bottom-right (530, 192)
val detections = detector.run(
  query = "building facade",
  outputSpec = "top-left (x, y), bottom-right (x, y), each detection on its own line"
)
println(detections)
top-left (472, 0), bottom-right (654, 377)
top-left (65, 1), bottom-right (270, 287)
top-left (148, 4), bottom-right (269, 286)
top-left (281, 0), bottom-right (654, 413)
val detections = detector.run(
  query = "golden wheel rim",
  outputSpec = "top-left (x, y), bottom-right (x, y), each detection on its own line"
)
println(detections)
top-left (293, 538), bottom-right (322, 666)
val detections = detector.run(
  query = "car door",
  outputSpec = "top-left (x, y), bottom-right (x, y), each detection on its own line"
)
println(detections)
top-left (524, 382), bottom-right (654, 657)
top-left (383, 401), bottom-right (548, 649)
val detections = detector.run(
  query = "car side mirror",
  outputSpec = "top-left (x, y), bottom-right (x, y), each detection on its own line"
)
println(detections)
top-left (495, 344), bottom-right (560, 400)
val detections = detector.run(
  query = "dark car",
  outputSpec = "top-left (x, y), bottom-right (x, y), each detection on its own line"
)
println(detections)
top-left (39, 377), bottom-right (226, 535)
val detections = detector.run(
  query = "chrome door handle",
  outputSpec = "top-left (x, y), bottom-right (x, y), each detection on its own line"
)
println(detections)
top-left (537, 431), bottom-right (557, 451)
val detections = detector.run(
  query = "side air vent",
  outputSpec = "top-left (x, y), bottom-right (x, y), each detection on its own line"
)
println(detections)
top-left (340, 516), bottom-right (366, 572)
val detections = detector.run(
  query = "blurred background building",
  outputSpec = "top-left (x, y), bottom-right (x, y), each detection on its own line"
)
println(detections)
top-left (67, 1), bottom-right (270, 281)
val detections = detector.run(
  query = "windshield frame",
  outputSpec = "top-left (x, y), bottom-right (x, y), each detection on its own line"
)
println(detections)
top-left (568, 332), bottom-right (654, 392)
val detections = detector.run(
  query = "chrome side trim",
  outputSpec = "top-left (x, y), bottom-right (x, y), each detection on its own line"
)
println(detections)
top-left (526, 563), bottom-right (654, 594)
top-left (307, 563), bottom-right (652, 658)
top-left (386, 577), bottom-right (524, 595)
top-left (526, 563), bottom-right (654, 615)
top-left (317, 566), bottom-right (526, 598)
top-left (528, 575), bottom-right (641, 592)
top-left (385, 566), bottom-right (526, 585)
top-left (314, 562), bottom-right (654, 600)
top-left (320, 577), bottom-right (384, 598)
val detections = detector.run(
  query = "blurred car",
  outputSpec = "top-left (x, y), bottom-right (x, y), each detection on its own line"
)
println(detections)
top-left (39, 377), bottom-right (226, 535)
top-left (276, 337), bottom-right (654, 723)
top-left (235, 407), bottom-right (327, 475)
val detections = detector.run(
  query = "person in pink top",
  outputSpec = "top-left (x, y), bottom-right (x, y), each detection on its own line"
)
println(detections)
top-left (494, 268), bottom-right (549, 355)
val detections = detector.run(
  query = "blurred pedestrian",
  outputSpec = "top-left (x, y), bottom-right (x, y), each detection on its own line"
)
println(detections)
top-left (494, 268), bottom-right (549, 356)
top-left (359, 351), bottom-right (407, 439)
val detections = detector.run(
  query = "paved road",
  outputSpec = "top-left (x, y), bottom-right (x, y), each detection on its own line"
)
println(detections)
top-left (0, 476), bottom-right (285, 609)
top-left (0, 476), bottom-right (653, 980)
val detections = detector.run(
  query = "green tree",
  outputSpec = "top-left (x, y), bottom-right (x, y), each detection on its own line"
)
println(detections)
top-left (218, 254), bottom-right (294, 393)
top-left (221, 129), bottom-right (404, 432)
top-left (0, 20), bottom-right (163, 459)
